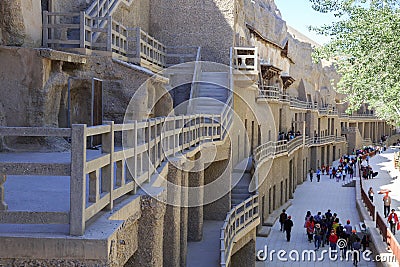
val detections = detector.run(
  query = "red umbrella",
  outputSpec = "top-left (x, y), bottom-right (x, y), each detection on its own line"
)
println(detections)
top-left (378, 189), bottom-right (391, 194)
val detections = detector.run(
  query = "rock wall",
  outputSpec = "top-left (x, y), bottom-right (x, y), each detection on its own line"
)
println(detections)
top-left (149, 0), bottom-right (235, 64)
top-left (0, 47), bottom-right (170, 151)
top-left (0, 0), bottom-right (42, 47)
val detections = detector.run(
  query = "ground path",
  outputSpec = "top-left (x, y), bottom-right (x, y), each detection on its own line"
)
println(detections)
top-left (256, 166), bottom-right (376, 267)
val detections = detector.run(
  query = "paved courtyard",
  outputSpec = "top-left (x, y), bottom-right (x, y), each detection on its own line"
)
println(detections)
top-left (256, 167), bottom-right (376, 267)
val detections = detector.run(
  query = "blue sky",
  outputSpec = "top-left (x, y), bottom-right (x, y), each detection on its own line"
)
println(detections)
top-left (274, 0), bottom-right (339, 45)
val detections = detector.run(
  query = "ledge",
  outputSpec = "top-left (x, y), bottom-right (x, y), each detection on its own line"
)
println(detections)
top-left (37, 48), bottom-right (87, 64)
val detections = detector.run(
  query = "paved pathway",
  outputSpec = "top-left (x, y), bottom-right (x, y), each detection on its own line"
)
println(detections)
top-left (360, 148), bottom-right (400, 242)
top-left (187, 220), bottom-right (223, 267)
top-left (256, 170), bottom-right (376, 267)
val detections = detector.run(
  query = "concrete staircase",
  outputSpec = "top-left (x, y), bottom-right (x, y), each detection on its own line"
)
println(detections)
top-left (191, 72), bottom-right (229, 115)
top-left (231, 157), bottom-right (253, 208)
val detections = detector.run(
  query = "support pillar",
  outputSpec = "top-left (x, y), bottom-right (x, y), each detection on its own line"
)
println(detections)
top-left (231, 239), bottom-right (256, 267)
top-left (188, 157), bottom-right (204, 241)
top-left (163, 163), bottom-right (182, 267)
top-left (180, 171), bottom-right (189, 267)
top-left (126, 195), bottom-right (166, 267)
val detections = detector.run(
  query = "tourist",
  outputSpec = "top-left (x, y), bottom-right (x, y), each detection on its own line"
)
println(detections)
top-left (316, 167), bottom-right (321, 182)
top-left (314, 223), bottom-right (322, 250)
top-left (344, 219), bottom-right (352, 234)
top-left (368, 187), bottom-right (374, 202)
top-left (328, 166), bottom-right (333, 179)
top-left (325, 209), bottom-right (332, 221)
top-left (387, 209), bottom-right (399, 235)
top-left (279, 209), bottom-right (287, 232)
top-left (314, 211), bottom-right (322, 223)
top-left (383, 193), bottom-right (391, 217)
top-left (360, 224), bottom-right (370, 251)
top-left (309, 168), bottom-right (314, 182)
top-left (328, 230), bottom-right (338, 257)
top-left (352, 237), bottom-right (362, 266)
top-left (284, 216), bottom-right (294, 242)
top-left (348, 229), bottom-right (358, 250)
top-left (342, 168), bottom-right (346, 181)
top-left (306, 216), bottom-right (315, 243)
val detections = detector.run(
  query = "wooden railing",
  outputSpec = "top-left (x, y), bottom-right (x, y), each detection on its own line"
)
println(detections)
top-left (232, 47), bottom-right (258, 71)
top-left (386, 228), bottom-right (400, 264)
top-left (376, 211), bottom-right (387, 242)
top-left (361, 187), bottom-right (375, 220)
top-left (220, 195), bottom-right (259, 267)
top-left (0, 113), bottom-right (228, 235)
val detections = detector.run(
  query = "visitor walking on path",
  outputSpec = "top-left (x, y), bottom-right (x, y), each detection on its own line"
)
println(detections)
top-left (314, 223), bottom-right (322, 250)
top-left (309, 168), bottom-right (314, 182)
top-left (306, 216), bottom-right (315, 243)
top-left (383, 193), bottom-right (392, 217)
top-left (279, 209), bottom-right (287, 232)
top-left (316, 167), bottom-right (321, 182)
top-left (368, 187), bottom-right (374, 202)
top-left (388, 209), bottom-right (399, 235)
top-left (328, 230), bottom-right (338, 257)
top-left (284, 216), bottom-right (293, 241)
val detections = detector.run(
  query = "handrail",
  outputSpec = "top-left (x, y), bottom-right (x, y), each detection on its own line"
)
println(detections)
top-left (188, 47), bottom-right (202, 114)
top-left (220, 195), bottom-right (259, 267)
top-left (0, 113), bottom-right (225, 235)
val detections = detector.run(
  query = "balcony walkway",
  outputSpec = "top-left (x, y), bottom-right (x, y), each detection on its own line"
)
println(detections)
top-left (256, 164), bottom-right (376, 266)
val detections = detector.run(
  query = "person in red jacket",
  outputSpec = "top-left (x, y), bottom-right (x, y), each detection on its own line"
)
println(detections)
top-left (328, 230), bottom-right (338, 257)
top-left (388, 209), bottom-right (399, 235)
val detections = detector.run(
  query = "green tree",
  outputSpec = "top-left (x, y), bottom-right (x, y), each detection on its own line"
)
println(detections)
top-left (309, 0), bottom-right (400, 124)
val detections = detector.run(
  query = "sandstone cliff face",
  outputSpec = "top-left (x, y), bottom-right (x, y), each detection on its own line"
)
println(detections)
top-left (0, 0), bottom-right (42, 47)
top-left (0, 0), bottom-right (26, 46)
top-left (235, 0), bottom-right (340, 105)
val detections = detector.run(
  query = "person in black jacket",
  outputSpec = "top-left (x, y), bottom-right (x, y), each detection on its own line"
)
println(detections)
top-left (284, 216), bottom-right (294, 242)
top-left (279, 209), bottom-right (287, 231)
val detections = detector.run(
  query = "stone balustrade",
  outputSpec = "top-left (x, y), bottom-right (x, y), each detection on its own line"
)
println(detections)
top-left (0, 114), bottom-right (229, 235)
top-left (232, 47), bottom-right (258, 72)
top-left (220, 195), bottom-right (259, 267)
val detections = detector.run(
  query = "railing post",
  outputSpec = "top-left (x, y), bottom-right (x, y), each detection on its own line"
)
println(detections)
top-left (80, 12), bottom-right (86, 49)
top-left (102, 121), bottom-right (114, 210)
top-left (0, 174), bottom-right (8, 211)
top-left (136, 27), bottom-right (141, 59)
top-left (42, 11), bottom-right (49, 47)
top-left (70, 124), bottom-right (87, 236)
top-left (107, 16), bottom-right (112, 52)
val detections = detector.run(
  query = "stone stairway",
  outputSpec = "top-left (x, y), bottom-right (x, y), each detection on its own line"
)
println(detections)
top-left (191, 72), bottom-right (229, 115)
top-left (231, 157), bottom-right (253, 208)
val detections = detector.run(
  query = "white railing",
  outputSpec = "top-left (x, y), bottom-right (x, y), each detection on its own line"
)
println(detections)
top-left (287, 136), bottom-right (303, 154)
top-left (0, 113), bottom-right (226, 236)
top-left (43, 12), bottom-right (128, 57)
top-left (129, 27), bottom-right (166, 69)
top-left (232, 47), bottom-right (258, 71)
top-left (188, 47), bottom-right (202, 113)
top-left (220, 195), bottom-right (259, 267)
top-left (336, 136), bottom-right (347, 142)
top-left (258, 86), bottom-right (281, 100)
top-left (305, 135), bottom-right (336, 146)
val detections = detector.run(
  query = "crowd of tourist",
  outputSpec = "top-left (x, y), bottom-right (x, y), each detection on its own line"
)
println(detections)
top-left (279, 208), bottom-right (370, 265)
top-left (277, 130), bottom-right (301, 141)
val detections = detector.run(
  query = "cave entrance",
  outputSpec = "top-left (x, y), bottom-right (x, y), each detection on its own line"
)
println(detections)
top-left (64, 77), bottom-right (103, 148)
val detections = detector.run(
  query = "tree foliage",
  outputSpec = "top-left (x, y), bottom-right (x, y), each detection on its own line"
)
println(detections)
top-left (309, 0), bottom-right (400, 125)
